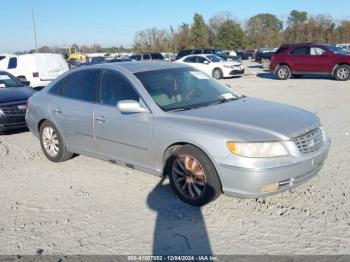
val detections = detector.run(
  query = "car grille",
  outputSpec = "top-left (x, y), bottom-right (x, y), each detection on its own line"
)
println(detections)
top-left (293, 127), bottom-right (324, 154)
top-left (0, 104), bottom-right (26, 116)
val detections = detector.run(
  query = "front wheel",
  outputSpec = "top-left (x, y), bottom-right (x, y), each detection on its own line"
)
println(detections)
top-left (168, 145), bottom-right (222, 206)
top-left (212, 68), bottom-right (223, 79)
top-left (334, 65), bottom-right (350, 81)
top-left (39, 120), bottom-right (74, 162)
top-left (276, 65), bottom-right (291, 80)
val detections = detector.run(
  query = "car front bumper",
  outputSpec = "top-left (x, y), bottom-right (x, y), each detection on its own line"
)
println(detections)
top-left (222, 66), bottom-right (245, 77)
top-left (218, 139), bottom-right (331, 198)
top-left (0, 115), bottom-right (27, 133)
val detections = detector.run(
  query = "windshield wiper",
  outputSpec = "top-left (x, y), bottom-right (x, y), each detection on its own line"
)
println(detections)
top-left (167, 95), bottom-right (246, 112)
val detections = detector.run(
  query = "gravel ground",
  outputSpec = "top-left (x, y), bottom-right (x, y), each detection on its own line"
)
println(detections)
top-left (0, 61), bottom-right (349, 255)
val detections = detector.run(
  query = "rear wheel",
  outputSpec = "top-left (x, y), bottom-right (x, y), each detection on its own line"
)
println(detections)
top-left (212, 68), bottom-right (223, 79)
top-left (39, 121), bottom-right (73, 162)
top-left (168, 145), bottom-right (222, 206)
top-left (334, 65), bottom-right (350, 81)
top-left (276, 65), bottom-right (291, 80)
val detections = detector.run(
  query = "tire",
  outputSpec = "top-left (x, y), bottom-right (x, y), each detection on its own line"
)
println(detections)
top-left (293, 74), bottom-right (303, 79)
top-left (276, 65), bottom-right (291, 80)
top-left (167, 145), bottom-right (222, 206)
top-left (334, 65), bottom-right (350, 81)
top-left (212, 68), bottom-right (223, 80)
top-left (39, 120), bottom-right (73, 162)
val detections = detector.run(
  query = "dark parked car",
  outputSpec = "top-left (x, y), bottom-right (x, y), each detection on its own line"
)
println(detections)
top-left (270, 43), bottom-right (350, 81)
top-left (236, 51), bottom-right (249, 60)
top-left (130, 53), bottom-right (164, 61)
top-left (108, 58), bottom-right (134, 63)
top-left (176, 49), bottom-right (240, 62)
top-left (245, 49), bottom-right (256, 59)
top-left (255, 48), bottom-right (276, 62)
top-left (0, 71), bottom-right (35, 133)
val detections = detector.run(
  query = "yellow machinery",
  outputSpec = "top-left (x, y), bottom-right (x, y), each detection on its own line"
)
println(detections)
top-left (64, 47), bottom-right (87, 62)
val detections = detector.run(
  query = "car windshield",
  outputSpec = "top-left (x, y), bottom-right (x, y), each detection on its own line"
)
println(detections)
top-left (326, 45), bottom-right (349, 55)
top-left (0, 73), bottom-right (24, 88)
top-left (134, 68), bottom-right (242, 112)
top-left (213, 50), bottom-right (225, 55)
top-left (206, 55), bottom-right (224, 62)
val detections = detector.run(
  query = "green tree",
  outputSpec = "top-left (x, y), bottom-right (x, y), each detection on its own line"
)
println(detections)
top-left (208, 11), bottom-right (233, 46)
top-left (215, 20), bottom-right (245, 50)
top-left (191, 13), bottom-right (209, 48)
top-left (287, 10), bottom-right (308, 27)
top-left (246, 13), bottom-right (283, 47)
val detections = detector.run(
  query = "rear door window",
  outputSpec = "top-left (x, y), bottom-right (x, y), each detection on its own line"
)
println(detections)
top-left (196, 56), bottom-right (208, 63)
top-left (61, 70), bottom-right (99, 102)
top-left (143, 54), bottom-right (151, 60)
top-left (310, 47), bottom-right (326, 56)
top-left (290, 47), bottom-right (310, 55)
top-left (184, 56), bottom-right (196, 63)
top-left (8, 57), bottom-right (17, 69)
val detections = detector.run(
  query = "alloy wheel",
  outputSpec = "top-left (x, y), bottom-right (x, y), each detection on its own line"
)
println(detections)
top-left (278, 68), bottom-right (288, 79)
top-left (337, 67), bottom-right (350, 80)
top-left (172, 154), bottom-right (207, 199)
top-left (42, 126), bottom-right (59, 157)
top-left (213, 69), bottom-right (221, 79)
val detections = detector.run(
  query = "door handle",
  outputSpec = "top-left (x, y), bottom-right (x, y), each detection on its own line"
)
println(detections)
top-left (95, 116), bottom-right (106, 123)
top-left (53, 108), bottom-right (62, 114)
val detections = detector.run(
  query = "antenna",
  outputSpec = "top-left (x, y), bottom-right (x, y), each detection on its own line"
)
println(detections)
top-left (32, 8), bottom-right (38, 52)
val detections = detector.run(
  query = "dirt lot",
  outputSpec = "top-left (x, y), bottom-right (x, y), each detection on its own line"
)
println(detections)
top-left (0, 61), bottom-right (349, 255)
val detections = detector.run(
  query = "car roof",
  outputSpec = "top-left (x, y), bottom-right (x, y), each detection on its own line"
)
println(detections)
top-left (84, 61), bottom-right (190, 73)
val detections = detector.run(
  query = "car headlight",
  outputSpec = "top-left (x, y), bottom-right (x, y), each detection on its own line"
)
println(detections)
top-left (227, 141), bottom-right (288, 158)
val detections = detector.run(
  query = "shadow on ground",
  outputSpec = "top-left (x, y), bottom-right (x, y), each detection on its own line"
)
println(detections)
top-left (256, 72), bottom-right (336, 81)
top-left (147, 178), bottom-right (212, 255)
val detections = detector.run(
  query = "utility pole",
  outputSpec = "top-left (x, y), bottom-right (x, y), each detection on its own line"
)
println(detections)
top-left (32, 8), bottom-right (38, 52)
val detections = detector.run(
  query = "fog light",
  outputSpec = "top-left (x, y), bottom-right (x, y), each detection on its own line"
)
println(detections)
top-left (261, 183), bottom-right (279, 193)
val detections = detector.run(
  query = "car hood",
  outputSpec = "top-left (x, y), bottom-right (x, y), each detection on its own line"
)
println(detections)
top-left (174, 97), bottom-right (320, 141)
top-left (0, 87), bottom-right (36, 104)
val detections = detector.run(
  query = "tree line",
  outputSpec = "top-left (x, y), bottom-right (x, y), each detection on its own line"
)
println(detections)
top-left (133, 10), bottom-right (350, 52)
top-left (14, 10), bottom-right (350, 55)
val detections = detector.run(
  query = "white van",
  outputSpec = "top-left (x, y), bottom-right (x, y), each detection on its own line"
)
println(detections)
top-left (0, 53), bottom-right (69, 87)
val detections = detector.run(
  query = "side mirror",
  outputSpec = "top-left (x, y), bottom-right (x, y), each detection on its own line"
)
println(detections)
top-left (17, 77), bottom-right (30, 86)
top-left (203, 60), bottom-right (209, 65)
top-left (117, 100), bottom-right (149, 113)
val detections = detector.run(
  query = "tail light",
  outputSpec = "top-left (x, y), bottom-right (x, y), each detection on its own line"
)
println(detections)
top-left (25, 102), bottom-right (30, 110)
top-left (33, 72), bottom-right (39, 77)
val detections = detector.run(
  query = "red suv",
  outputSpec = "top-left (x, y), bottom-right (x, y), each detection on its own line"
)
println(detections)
top-left (270, 43), bottom-right (350, 81)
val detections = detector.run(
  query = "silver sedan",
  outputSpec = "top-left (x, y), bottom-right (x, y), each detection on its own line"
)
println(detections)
top-left (26, 62), bottom-right (331, 206)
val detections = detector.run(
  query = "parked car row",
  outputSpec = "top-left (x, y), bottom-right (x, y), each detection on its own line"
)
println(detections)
top-left (176, 48), bottom-right (241, 62)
